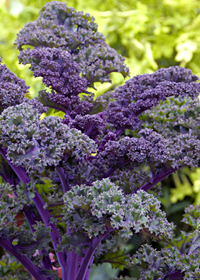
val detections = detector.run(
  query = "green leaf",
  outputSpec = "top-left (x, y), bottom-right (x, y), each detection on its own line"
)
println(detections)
top-left (101, 249), bottom-right (128, 270)
top-left (188, 229), bottom-right (200, 255)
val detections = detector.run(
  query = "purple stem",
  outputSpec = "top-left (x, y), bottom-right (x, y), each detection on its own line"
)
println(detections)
top-left (23, 206), bottom-right (36, 233)
top-left (84, 256), bottom-right (94, 280)
top-left (22, 206), bottom-right (53, 277)
top-left (66, 250), bottom-right (79, 280)
top-left (0, 171), bottom-right (13, 185)
top-left (0, 238), bottom-right (46, 280)
top-left (41, 248), bottom-right (54, 272)
top-left (0, 156), bottom-right (14, 184)
top-left (41, 98), bottom-right (70, 114)
top-left (134, 167), bottom-right (181, 194)
top-left (115, 127), bottom-right (125, 138)
top-left (103, 160), bottom-right (130, 178)
top-left (0, 147), bottom-right (30, 184)
top-left (1, 162), bottom-right (54, 278)
top-left (0, 146), bottom-right (66, 273)
top-left (75, 228), bottom-right (113, 280)
top-left (55, 166), bottom-right (70, 193)
top-left (16, 237), bottom-right (44, 250)
top-left (32, 190), bottom-right (66, 268)
top-left (104, 167), bottom-right (116, 178)
top-left (48, 202), bottom-right (64, 207)
top-left (162, 270), bottom-right (183, 280)
top-left (88, 69), bottom-right (118, 86)
top-left (65, 224), bottom-right (80, 280)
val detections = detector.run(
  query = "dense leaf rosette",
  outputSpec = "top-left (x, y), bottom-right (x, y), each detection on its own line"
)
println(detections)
top-left (15, 1), bottom-right (104, 51)
top-left (127, 244), bottom-right (200, 280)
top-left (141, 96), bottom-right (200, 168)
top-left (2, 2), bottom-right (200, 280)
top-left (16, 1), bottom-right (129, 88)
top-left (0, 103), bottom-right (96, 173)
top-left (0, 58), bottom-right (29, 113)
top-left (73, 42), bottom-right (129, 85)
top-left (19, 47), bottom-right (88, 96)
top-left (107, 66), bottom-right (200, 132)
top-left (63, 178), bottom-right (174, 239)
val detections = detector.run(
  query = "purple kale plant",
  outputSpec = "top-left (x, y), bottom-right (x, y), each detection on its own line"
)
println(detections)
top-left (1, 2), bottom-right (200, 280)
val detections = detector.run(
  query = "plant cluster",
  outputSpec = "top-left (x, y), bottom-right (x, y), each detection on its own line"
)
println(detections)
top-left (1, 2), bottom-right (200, 280)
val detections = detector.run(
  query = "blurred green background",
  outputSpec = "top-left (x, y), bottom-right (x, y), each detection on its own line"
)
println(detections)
top-left (1, 0), bottom-right (200, 95)
top-left (1, 0), bottom-right (200, 279)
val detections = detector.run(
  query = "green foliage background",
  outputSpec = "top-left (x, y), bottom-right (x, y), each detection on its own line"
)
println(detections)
top-left (1, 0), bottom-right (200, 278)
top-left (1, 0), bottom-right (200, 95)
